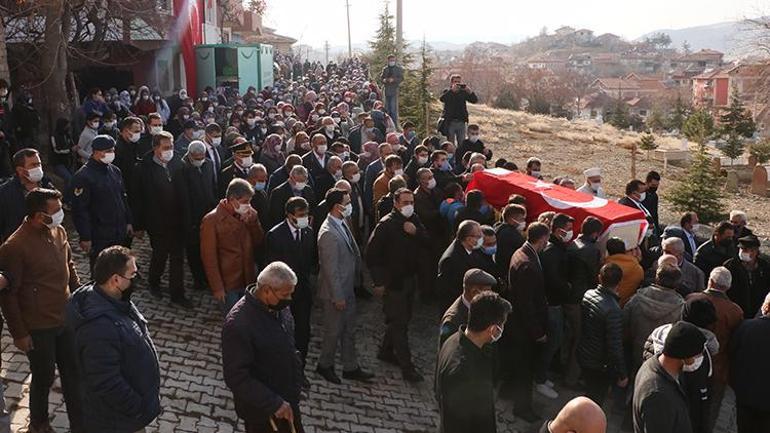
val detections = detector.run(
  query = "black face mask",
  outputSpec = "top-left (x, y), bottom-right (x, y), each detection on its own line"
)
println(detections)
top-left (268, 287), bottom-right (292, 311)
top-left (121, 286), bottom-right (135, 302)
top-left (719, 238), bottom-right (732, 248)
top-left (647, 186), bottom-right (658, 194)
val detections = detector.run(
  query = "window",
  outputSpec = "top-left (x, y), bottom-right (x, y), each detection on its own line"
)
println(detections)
top-left (156, 0), bottom-right (173, 14)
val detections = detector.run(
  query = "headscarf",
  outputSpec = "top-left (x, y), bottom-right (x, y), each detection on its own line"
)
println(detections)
top-left (358, 141), bottom-right (379, 167)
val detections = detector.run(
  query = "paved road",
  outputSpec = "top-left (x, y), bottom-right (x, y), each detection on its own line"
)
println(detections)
top-left (1, 233), bottom-right (739, 433)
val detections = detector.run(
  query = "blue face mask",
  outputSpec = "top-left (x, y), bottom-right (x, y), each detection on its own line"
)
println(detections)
top-left (483, 245), bottom-right (497, 256)
top-left (440, 160), bottom-right (452, 172)
top-left (253, 181), bottom-right (266, 191)
top-left (480, 204), bottom-right (491, 214)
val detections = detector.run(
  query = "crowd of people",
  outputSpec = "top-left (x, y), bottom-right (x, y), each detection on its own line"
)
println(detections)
top-left (0, 53), bottom-right (767, 433)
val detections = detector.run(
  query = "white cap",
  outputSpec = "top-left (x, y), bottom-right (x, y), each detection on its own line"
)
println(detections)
top-left (583, 167), bottom-right (602, 178)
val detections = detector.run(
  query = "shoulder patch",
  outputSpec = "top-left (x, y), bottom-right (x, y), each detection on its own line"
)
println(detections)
top-left (73, 188), bottom-right (84, 197)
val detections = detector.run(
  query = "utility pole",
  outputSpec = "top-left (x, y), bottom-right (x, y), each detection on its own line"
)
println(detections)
top-left (345, 0), bottom-right (352, 58)
top-left (396, 0), bottom-right (403, 55)
top-left (324, 41), bottom-right (330, 65)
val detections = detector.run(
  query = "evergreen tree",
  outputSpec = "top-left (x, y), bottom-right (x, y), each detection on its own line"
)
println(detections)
top-left (750, 139), bottom-right (770, 165)
top-left (720, 87), bottom-right (756, 138)
top-left (668, 94), bottom-right (690, 132)
top-left (367, 3), bottom-right (401, 78)
top-left (668, 110), bottom-right (724, 223)
top-left (608, 101), bottom-right (630, 129)
top-left (638, 132), bottom-right (658, 159)
top-left (645, 109), bottom-right (666, 131)
top-left (721, 132), bottom-right (745, 164)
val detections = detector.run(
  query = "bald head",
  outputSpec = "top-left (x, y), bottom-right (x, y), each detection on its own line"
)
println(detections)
top-left (549, 397), bottom-right (607, 433)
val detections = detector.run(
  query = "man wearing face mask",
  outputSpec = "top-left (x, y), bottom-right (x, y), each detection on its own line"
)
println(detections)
top-left (174, 141), bottom-right (217, 292)
top-left (268, 165), bottom-right (317, 228)
top-left (201, 179), bottom-right (264, 313)
top-left (536, 213), bottom-right (574, 399)
top-left (77, 112), bottom-right (102, 164)
top-left (347, 115), bottom-right (384, 154)
top-left (500, 223), bottom-right (551, 422)
top-left (316, 189), bottom-right (374, 384)
top-left (246, 164), bottom-right (271, 232)
top-left (222, 262), bottom-right (305, 433)
top-left (380, 54), bottom-right (404, 125)
top-left (66, 246), bottom-right (161, 433)
top-left (525, 157), bottom-right (543, 180)
top-left (341, 161), bottom-right (365, 239)
top-left (576, 167), bottom-right (607, 198)
top-left (724, 235), bottom-right (770, 319)
top-left (113, 117), bottom-right (144, 195)
top-left (694, 222), bottom-right (737, 277)
top-left (633, 321), bottom-right (707, 433)
top-left (174, 119), bottom-right (203, 155)
top-left (495, 204), bottom-right (527, 281)
top-left (203, 123), bottom-right (229, 184)
top-left (218, 138), bottom-right (255, 198)
top-left (267, 154), bottom-right (303, 194)
top-left (132, 131), bottom-right (191, 308)
top-left (372, 155), bottom-right (404, 208)
top-left (367, 188), bottom-right (430, 382)
top-left (313, 155), bottom-right (343, 199)
top-left (0, 188), bottom-right (85, 433)
top-left (437, 220), bottom-right (489, 310)
top-left (619, 179), bottom-right (655, 229)
top-left (404, 145), bottom-right (430, 190)
top-left (641, 170), bottom-right (661, 234)
top-left (455, 124), bottom-right (492, 164)
top-left (301, 134), bottom-right (332, 188)
top-left (311, 117), bottom-right (342, 146)
top-left (0, 148), bottom-right (56, 242)
top-left (436, 291), bottom-right (512, 433)
top-left (266, 197), bottom-right (318, 367)
top-left (70, 135), bottom-right (133, 273)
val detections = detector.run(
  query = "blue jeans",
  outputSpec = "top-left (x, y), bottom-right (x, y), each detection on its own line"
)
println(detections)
top-left (446, 120), bottom-right (466, 145)
top-left (385, 93), bottom-right (399, 126)
top-left (536, 305), bottom-right (564, 383)
top-left (223, 289), bottom-right (245, 315)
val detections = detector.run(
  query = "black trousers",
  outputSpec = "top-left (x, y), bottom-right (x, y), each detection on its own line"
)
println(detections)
top-left (245, 405), bottom-right (304, 433)
top-left (736, 404), bottom-right (770, 433)
top-left (380, 278), bottom-right (416, 370)
top-left (290, 283), bottom-right (313, 365)
top-left (28, 327), bottom-right (84, 432)
top-left (185, 239), bottom-right (207, 286)
top-left (148, 231), bottom-right (185, 299)
top-left (582, 367), bottom-right (612, 406)
top-left (502, 331), bottom-right (537, 415)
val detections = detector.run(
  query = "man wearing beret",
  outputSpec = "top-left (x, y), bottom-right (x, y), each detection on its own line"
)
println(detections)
top-left (218, 136), bottom-right (254, 198)
top-left (439, 268), bottom-right (497, 350)
top-left (70, 135), bottom-right (133, 273)
top-left (633, 320), bottom-right (706, 433)
top-left (724, 235), bottom-right (770, 319)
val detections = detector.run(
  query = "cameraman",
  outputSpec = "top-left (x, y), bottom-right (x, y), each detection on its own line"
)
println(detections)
top-left (439, 74), bottom-right (478, 145)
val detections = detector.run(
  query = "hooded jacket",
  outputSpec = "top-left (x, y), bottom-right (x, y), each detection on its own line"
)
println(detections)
top-left (623, 284), bottom-right (684, 371)
top-left (66, 284), bottom-right (160, 433)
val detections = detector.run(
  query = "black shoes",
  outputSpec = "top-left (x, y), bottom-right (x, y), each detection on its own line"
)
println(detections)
top-left (315, 365), bottom-right (342, 384)
top-left (342, 367), bottom-right (375, 382)
top-left (402, 368), bottom-right (424, 383)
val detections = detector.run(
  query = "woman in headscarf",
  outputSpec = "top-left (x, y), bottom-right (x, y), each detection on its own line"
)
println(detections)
top-left (258, 133), bottom-right (285, 175)
top-left (132, 87), bottom-right (156, 116)
top-left (287, 131), bottom-right (310, 156)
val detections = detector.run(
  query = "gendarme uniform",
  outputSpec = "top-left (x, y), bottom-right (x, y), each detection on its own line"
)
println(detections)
top-left (70, 135), bottom-right (132, 266)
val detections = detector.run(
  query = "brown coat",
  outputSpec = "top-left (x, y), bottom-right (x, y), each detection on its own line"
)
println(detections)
top-left (372, 171), bottom-right (394, 209)
top-left (200, 200), bottom-right (264, 298)
top-left (0, 220), bottom-right (80, 338)
top-left (686, 289), bottom-right (744, 384)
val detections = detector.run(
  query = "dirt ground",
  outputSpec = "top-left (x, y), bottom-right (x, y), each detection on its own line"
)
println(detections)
top-left (466, 104), bottom-right (770, 244)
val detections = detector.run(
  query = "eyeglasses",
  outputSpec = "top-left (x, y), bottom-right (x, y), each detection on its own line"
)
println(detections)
top-left (117, 271), bottom-right (139, 281)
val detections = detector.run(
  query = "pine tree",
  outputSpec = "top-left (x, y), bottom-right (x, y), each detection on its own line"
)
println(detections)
top-left (721, 132), bottom-right (745, 164)
top-left (667, 110), bottom-right (724, 223)
top-left (638, 132), bottom-right (658, 159)
top-left (750, 139), bottom-right (770, 165)
top-left (645, 109), bottom-right (666, 132)
top-left (608, 101), bottom-right (630, 129)
top-left (367, 3), bottom-right (401, 78)
top-left (668, 95), bottom-right (690, 132)
top-left (720, 87), bottom-right (756, 138)
top-left (415, 39), bottom-right (436, 134)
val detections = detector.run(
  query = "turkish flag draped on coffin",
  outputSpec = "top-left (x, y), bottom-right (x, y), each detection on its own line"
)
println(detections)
top-left (467, 168), bottom-right (648, 247)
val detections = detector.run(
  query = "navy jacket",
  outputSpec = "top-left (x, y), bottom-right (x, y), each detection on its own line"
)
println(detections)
top-left (222, 291), bottom-right (303, 424)
top-left (67, 284), bottom-right (160, 433)
top-left (0, 175), bottom-right (56, 242)
top-left (70, 159), bottom-right (131, 248)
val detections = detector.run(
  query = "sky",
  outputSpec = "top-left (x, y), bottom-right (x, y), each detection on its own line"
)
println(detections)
top-left (261, 0), bottom-right (766, 49)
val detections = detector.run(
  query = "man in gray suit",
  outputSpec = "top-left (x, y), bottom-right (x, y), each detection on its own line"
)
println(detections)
top-left (315, 188), bottom-right (374, 384)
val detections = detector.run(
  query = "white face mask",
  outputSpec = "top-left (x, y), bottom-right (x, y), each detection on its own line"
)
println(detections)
top-left (530, 170), bottom-right (541, 178)
top-left (562, 230), bottom-right (573, 242)
top-left (682, 355), bottom-right (703, 373)
top-left (100, 152), bottom-right (116, 164)
top-left (239, 156), bottom-right (253, 168)
top-left (211, 137), bottom-right (222, 146)
top-left (246, 118), bottom-right (257, 127)
top-left (160, 149), bottom-right (174, 162)
top-left (638, 192), bottom-right (647, 202)
top-left (26, 166), bottom-right (44, 183)
top-left (468, 135), bottom-right (480, 143)
top-left (334, 169), bottom-right (343, 180)
top-left (193, 130), bottom-right (205, 140)
top-left (104, 121), bottom-right (116, 129)
top-left (394, 168), bottom-right (404, 177)
top-left (45, 208), bottom-right (65, 228)
top-left (129, 132), bottom-right (141, 143)
top-left (427, 178), bottom-right (437, 190)
top-left (474, 237), bottom-right (484, 250)
top-left (739, 250), bottom-right (753, 262)
top-left (295, 216), bottom-right (310, 229)
top-left (341, 203), bottom-right (353, 218)
top-left (293, 181), bottom-right (307, 191)
top-left (325, 125), bottom-right (335, 133)
top-left (190, 158), bottom-right (204, 168)
top-left (150, 126), bottom-right (163, 135)
top-left (399, 204), bottom-right (415, 218)
top-left (418, 156), bottom-right (429, 165)
top-left (517, 221), bottom-right (526, 231)
top-left (234, 202), bottom-right (250, 215)
top-left (590, 182), bottom-right (601, 192)
top-left (391, 144), bottom-right (402, 152)
top-left (350, 173), bottom-right (361, 184)
top-left (316, 145), bottom-right (327, 154)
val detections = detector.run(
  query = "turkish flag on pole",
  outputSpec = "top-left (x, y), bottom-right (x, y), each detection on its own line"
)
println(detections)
top-left (174, 0), bottom-right (203, 97)
top-left (467, 168), bottom-right (649, 248)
